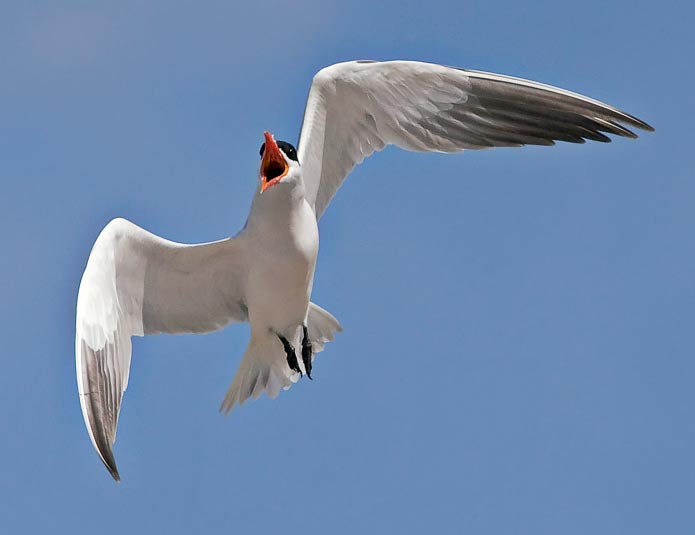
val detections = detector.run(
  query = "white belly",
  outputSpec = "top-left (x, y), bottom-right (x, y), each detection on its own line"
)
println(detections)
top-left (244, 197), bottom-right (318, 337)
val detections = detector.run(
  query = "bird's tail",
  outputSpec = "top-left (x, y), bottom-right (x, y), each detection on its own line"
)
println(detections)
top-left (306, 302), bottom-right (343, 355)
top-left (219, 302), bottom-right (342, 414)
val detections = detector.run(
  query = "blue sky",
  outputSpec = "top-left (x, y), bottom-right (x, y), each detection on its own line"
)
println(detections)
top-left (1, 1), bottom-right (693, 533)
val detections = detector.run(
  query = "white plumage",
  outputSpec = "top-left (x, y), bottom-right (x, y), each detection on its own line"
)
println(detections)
top-left (75, 60), bottom-right (652, 480)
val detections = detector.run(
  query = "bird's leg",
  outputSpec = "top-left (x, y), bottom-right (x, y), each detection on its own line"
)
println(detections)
top-left (278, 334), bottom-right (302, 376)
top-left (301, 324), bottom-right (313, 380)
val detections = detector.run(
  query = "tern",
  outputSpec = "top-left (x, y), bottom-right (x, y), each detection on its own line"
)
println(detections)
top-left (75, 60), bottom-right (653, 480)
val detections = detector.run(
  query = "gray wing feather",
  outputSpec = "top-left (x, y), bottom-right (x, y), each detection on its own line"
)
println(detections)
top-left (75, 218), bottom-right (247, 480)
top-left (297, 60), bottom-right (653, 220)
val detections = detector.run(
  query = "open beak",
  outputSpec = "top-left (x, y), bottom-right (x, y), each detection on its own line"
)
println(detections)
top-left (260, 131), bottom-right (289, 193)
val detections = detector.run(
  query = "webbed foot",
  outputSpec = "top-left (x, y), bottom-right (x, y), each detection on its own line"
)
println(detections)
top-left (301, 324), bottom-right (313, 380)
top-left (278, 334), bottom-right (302, 376)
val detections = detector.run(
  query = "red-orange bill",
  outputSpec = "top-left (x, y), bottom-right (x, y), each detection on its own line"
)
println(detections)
top-left (260, 131), bottom-right (289, 192)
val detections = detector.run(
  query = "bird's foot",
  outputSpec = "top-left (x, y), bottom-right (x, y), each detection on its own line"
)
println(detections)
top-left (278, 334), bottom-right (302, 376)
top-left (301, 324), bottom-right (313, 380)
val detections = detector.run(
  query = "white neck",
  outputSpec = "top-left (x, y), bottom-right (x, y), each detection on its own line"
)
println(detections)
top-left (245, 177), bottom-right (309, 235)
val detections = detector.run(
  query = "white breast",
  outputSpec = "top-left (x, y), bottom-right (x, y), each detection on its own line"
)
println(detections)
top-left (243, 185), bottom-right (319, 334)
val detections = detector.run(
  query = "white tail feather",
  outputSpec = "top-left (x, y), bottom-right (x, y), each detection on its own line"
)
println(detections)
top-left (307, 302), bottom-right (343, 354)
top-left (219, 302), bottom-right (342, 414)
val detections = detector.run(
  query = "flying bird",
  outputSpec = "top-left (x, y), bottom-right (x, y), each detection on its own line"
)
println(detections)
top-left (75, 60), bottom-right (653, 481)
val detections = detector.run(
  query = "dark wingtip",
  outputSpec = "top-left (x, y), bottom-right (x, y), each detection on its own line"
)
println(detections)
top-left (622, 113), bottom-right (655, 133)
top-left (97, 439), bottom-right (121, 482)
top-left (83, 391), bottom-right (122, 482)
top-left (103, 455), bottom-right (121, 482)
top-left (108, 466), bottom-right (121, 482)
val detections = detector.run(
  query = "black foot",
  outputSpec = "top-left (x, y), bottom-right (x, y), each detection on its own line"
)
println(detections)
top-left (278, 334), bottom-right (302, 376)
top-left (301, 325), bottom-right (313, 380)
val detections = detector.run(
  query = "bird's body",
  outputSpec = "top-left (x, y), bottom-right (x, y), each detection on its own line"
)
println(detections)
top-left (74, 60), bottom-right (653, 481)
top-left (231, 176), bottom-right (321, 401)
top-left (244, 179), bottom-right (319, 340)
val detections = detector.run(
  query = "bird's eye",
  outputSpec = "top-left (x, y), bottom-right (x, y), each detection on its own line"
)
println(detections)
top-left (276, 141), bottom-right (299, 162)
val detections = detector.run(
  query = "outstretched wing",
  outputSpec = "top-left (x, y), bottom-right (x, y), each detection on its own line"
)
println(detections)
top-left (76, 218), bottom-right (247, 480)
top-left (297, 60), bottom-right (653, 220)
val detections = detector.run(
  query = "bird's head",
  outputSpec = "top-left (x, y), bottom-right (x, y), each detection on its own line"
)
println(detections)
top-left (258, 131), bottom-right (300, 193)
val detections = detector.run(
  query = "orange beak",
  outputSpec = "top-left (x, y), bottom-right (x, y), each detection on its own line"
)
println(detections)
top-left (260, 131), bottom-right (289, 193)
